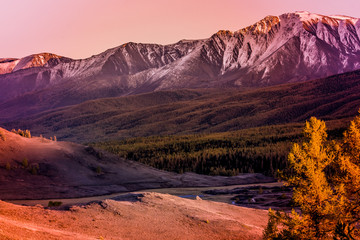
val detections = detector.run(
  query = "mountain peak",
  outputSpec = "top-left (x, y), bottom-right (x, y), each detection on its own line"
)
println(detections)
top-left (215, 30), bottom-right (234, 37)
top-left (239, 15), bottom-right (280, 34)
top-left (0, 52), bottom-right (72, 74)
top-left (294, 11), bottom-right (358, 24)
top-left (1, 11), bottom-right (360, 110)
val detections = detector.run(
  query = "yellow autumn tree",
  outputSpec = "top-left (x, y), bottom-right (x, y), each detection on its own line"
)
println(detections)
top-left (333, 114), bottom-right (360, 239)
top-left (264, 116), bottom-right (360, 239)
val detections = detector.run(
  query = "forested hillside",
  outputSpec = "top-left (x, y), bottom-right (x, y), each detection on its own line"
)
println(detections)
top-left (92, 119), bottom-right (347, 176)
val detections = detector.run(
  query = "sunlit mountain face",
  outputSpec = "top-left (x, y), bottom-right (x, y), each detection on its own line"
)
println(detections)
top-left (1, 12), bottom-right (360, 122)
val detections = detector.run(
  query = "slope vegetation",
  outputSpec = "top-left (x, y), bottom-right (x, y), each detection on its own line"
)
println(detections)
top-left (5, 70), bottom-right (360, 143)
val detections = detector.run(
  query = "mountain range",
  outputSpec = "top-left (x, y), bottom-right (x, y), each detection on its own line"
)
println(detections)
top-left (1, 11), bottom-right (360, 122)
top-left (0, 11), bottom-right (360, 144)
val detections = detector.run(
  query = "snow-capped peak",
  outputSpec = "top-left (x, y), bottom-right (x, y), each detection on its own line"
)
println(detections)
top-left (295, 11), bottom-right (324, 21)
top-left (1, 11), bottom-right (360, 106)
top-left (329, 15), bottom-right (357, 20)
top-left (295, 11), bottom-right (358, 25)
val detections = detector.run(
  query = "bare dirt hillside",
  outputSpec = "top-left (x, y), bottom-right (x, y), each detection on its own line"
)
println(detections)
top-left (0, 192), bottom-right (268, 240)
top-left (0, 128), bottom-right (274, 200)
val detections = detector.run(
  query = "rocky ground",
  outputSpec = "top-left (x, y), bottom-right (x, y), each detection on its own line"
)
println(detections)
top-left (0, 192), bottom-right (269, 240)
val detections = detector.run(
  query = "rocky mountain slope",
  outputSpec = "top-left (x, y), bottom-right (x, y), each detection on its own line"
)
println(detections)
top-left (1, 11), bottom-right (360, 119)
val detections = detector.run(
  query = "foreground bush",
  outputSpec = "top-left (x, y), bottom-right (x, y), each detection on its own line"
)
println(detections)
top-left (11, 129), bottom-right (31, 138)
top-left (264, 115), bottom-right (360, 239)
top-left (0, 130), bottom-right (5, 141)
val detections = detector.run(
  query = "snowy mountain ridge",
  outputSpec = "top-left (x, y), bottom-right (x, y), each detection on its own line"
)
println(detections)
top-left (1, 12), bottom-right (360, 112)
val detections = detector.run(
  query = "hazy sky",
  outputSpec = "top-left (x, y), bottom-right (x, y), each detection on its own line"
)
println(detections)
top-left (2, 0), bottom-right (360, 59)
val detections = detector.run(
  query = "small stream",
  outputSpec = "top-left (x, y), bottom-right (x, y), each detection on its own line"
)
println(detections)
top-left (7, 182), bottom-right (282, 207)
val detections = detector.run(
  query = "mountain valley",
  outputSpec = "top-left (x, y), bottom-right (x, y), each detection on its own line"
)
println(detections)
top-left (1, 10), bottom-right (360, 240)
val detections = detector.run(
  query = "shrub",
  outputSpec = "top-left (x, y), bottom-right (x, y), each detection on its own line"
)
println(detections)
top-left (48, 201), bottom-right (62, 207)
top-left (30, 164), bottom-right (39, 175)
top-left (22, 158), bottom-right (29, 168)
top-left (96, 166), bottom-right (103, 174)
top-left (12, 129), bottom-right (31, 138)
top-left (0, 130), bottom-right (6, 141)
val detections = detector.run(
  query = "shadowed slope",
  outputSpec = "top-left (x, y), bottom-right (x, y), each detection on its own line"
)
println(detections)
top-left (0, 128), bottom-right (273, 200)
top-left (5, 69), bottom-right (360, 143)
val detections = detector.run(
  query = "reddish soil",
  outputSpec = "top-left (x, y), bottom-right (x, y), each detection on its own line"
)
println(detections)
top-left (0, 192), bottom-right (268, 240)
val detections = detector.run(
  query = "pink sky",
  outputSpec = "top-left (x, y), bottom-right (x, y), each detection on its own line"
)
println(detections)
top-left (2, 0), bottom-right (360, 59)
